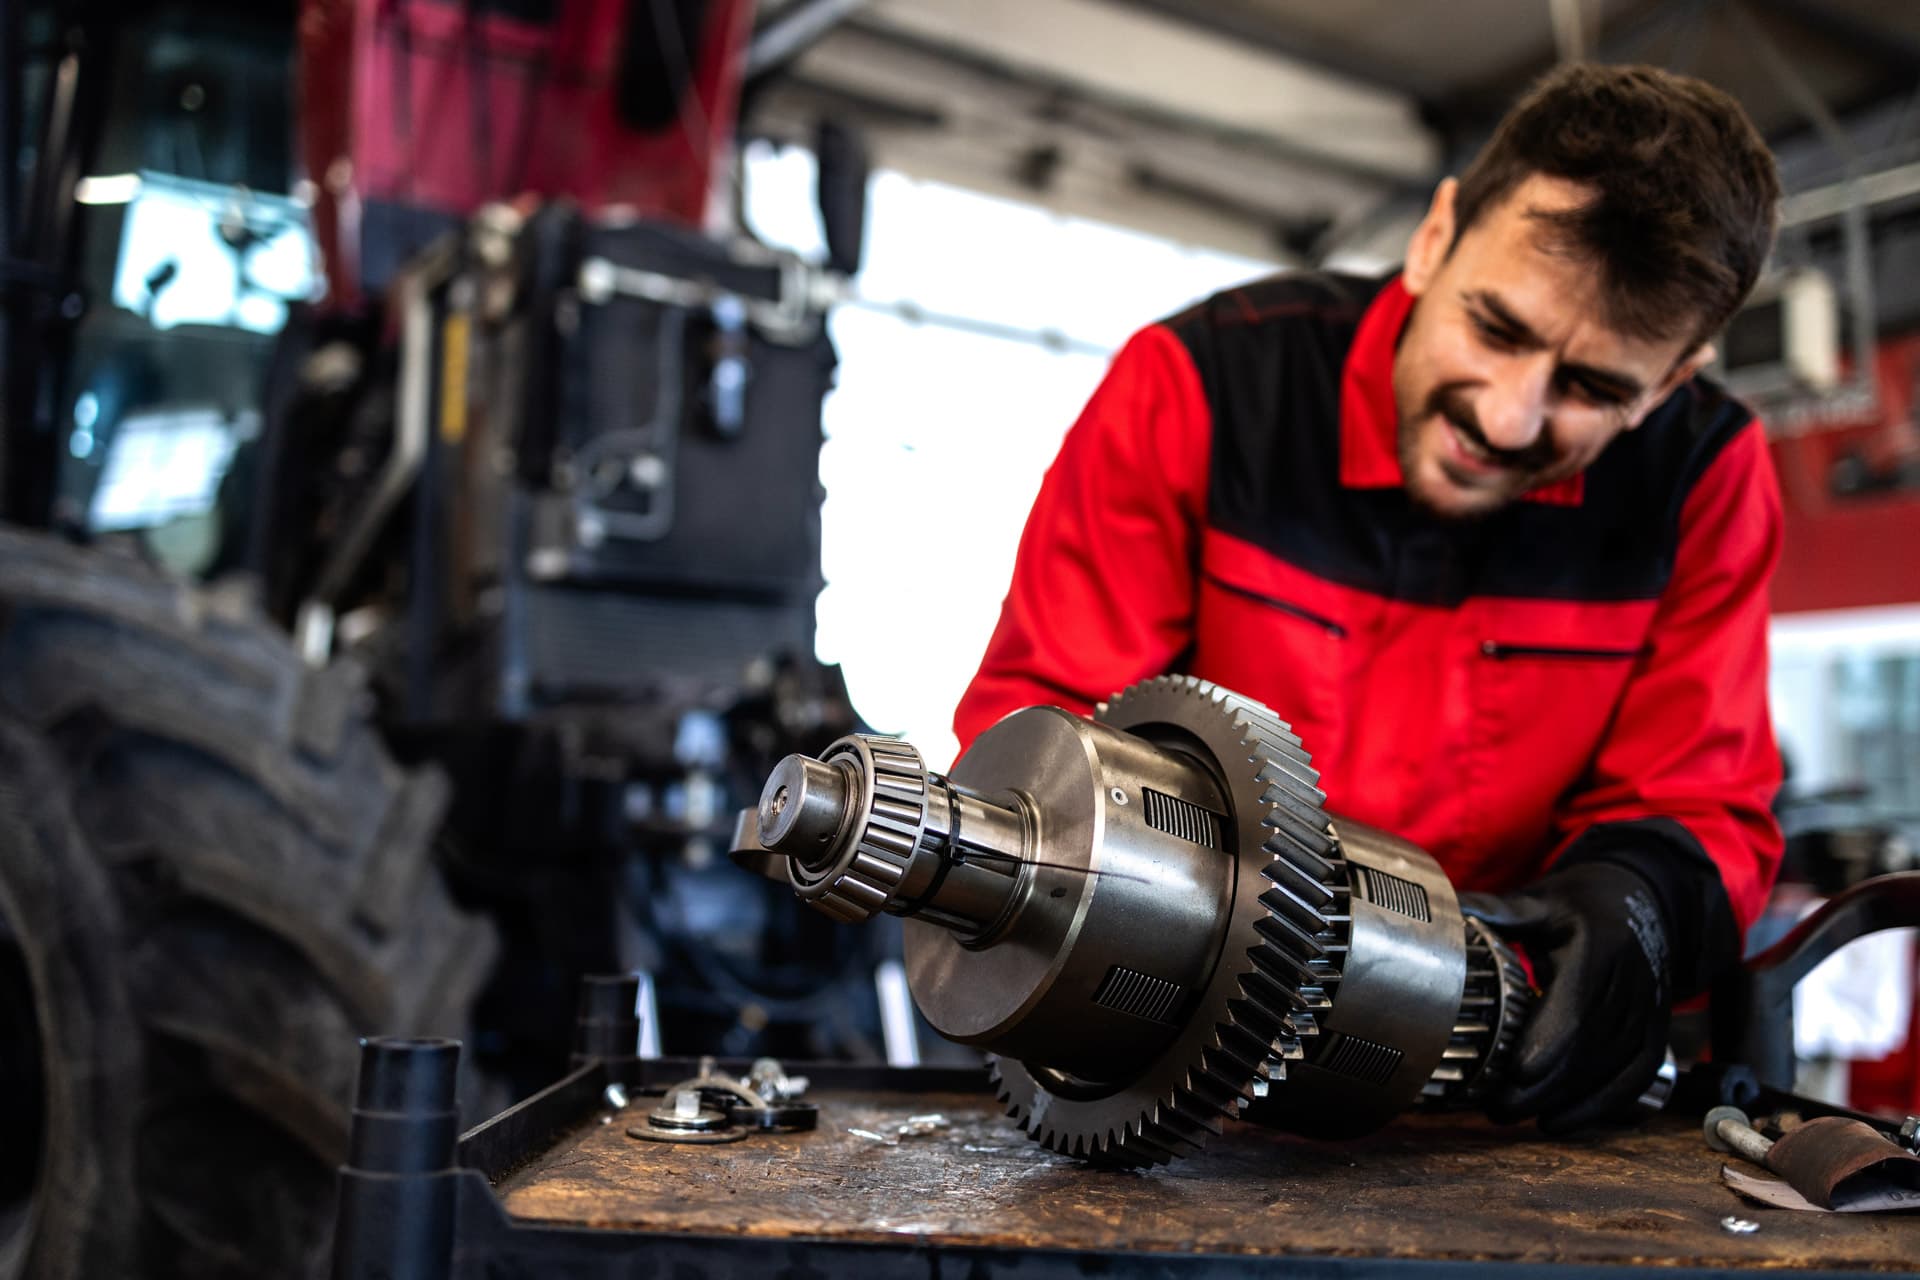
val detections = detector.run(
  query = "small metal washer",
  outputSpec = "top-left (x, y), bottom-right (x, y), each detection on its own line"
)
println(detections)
top-left (628, 1123), bottom-right (750, 1145)
top-left (645, 1101), bottom-right (731, 1133)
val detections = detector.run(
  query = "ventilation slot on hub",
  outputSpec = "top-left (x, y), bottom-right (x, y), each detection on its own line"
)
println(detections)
top-left (1093, 965), bottom-right (1184, 1023)
top-left (1318, 1033), bottom-right (1403, 1086)
top-left (1354, 865), bottom-right (1431, 922)
top-left (1142, 788), bottom-right (1223, 849)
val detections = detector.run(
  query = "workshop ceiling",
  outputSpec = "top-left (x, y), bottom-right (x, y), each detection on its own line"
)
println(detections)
top-left (745, 0), bottom-right (1920, 265)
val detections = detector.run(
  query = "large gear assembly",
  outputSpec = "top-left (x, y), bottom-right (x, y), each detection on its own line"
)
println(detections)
top-left (731, 675), bottom-right (1533, 1165)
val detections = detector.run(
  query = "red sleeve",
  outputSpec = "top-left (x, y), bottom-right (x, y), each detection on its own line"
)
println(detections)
top-left (952, 325), bottom-right (1212, 751)
top-left (1550, 420), bottom-right (1785, 933)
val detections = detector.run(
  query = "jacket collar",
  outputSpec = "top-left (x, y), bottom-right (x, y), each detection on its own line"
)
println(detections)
top-left (1338, 274), bottom-right (1584, 508)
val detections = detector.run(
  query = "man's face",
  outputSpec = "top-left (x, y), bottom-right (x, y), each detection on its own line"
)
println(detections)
top-left (1392, 174), bottom-right (1709, 519)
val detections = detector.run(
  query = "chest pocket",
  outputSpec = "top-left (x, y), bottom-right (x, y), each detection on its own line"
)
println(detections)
top-left (1464, 605), bottom-right (1656, 864)
top-left (1191, 569), bottom-right (1347, 746)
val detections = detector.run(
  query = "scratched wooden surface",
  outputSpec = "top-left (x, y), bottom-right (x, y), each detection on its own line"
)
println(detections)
top-left (494, 1089), bottom-right (1920, 1269)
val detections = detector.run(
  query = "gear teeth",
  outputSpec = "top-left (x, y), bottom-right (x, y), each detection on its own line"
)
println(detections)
top-left (1421, 916), bottom-right (1533, 1108)
top-left (985, 677), bottom-right (1354, 1166)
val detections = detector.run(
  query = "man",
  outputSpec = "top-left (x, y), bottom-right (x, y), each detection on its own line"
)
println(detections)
top-left (953, 65), bottom-right (1784, 1134)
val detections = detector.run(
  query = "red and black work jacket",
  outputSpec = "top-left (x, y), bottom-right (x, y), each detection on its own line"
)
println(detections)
top-left (955, 271), bottom-right (1784, 936)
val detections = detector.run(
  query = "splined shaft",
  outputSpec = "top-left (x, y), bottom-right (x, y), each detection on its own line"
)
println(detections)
top-left (755, 735), bottom-right (1031, 936)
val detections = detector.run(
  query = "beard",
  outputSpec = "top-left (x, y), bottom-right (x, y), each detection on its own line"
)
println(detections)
top-left (1397, 384), bottom-right (1561, 520)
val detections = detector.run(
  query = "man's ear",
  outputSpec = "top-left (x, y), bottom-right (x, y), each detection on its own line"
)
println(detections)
top-left (1629, 343), bottom-right (1717, 429)
top-left (1402, 177), bottom-right (1458, 298)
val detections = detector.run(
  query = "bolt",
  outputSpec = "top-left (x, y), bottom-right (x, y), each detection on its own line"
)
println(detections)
top-left (1899, 1116), bottom-right (1919, 1155)
top-left (629, 454), bottom-right (668, 489)
top-left (769, 785), bottom-right (789, 817)
top-left (1720, 1216), bottom-right (1759, 1235)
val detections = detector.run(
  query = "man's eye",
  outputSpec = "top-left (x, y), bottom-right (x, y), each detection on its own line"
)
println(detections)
top-left (1471, 314), bottom-right (1519, 349)
top-left (1561, 375), bottom-right (1625, 408)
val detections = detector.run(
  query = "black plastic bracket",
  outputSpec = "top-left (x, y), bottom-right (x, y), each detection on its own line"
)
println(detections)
top-left (1710, 871), bottom-right (1920, 1099)
top-left (332, 1036), bottom-right (462, 1280)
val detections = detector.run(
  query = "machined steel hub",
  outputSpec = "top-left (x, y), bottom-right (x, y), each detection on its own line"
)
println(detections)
top-left (733, 675), bottom-right (1530, 1164)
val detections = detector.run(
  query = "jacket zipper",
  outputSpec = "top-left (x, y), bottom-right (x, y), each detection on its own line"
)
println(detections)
top-left (1203, 572), bottom-right (1348, 637)
top-left (1479, 641), bottom-right (1648, 661)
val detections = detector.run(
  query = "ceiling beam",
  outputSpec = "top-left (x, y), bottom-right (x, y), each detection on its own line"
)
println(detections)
top-left (1094, 0), bottom-right (1447, 106)
top-left (836, 14), bottom-right (1431, 193)
top-left (747, 0), bottom-right (873, 79)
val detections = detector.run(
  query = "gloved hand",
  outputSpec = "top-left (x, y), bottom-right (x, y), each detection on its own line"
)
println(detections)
top-left (1458, 820), bottom-right (1740, 1135)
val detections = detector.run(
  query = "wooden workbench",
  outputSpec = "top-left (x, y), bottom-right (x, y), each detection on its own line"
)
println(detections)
top-left (493, 1087), bottom-right (1920, 1272)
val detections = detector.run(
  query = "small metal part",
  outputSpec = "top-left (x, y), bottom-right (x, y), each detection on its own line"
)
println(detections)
top-left (746, 1056), bottom-right (810, 1102)
top-left (1704, 1106), bottom-right (1775, 1166)
top-left (645, 1089), bottom-right (729, 1132)
top-left (626, 1066), bottom-right (821, 1144)
top-left (759, 755), bottom-right (852, 856)
top-left (1720, 1216), bottom-right (1760, 1235)
top-left (1637, 1047), bottom-right (1680, 1111)
top-left (896, 1113), bottom-right (950, 1138)
top-left (1423, 916), bottom-right (1532, 1107)
top-left (1109, 787), bottom-right (1128, 805)
top-left (1899, 1116), bottom-right (1919, 1156)
top-left (627, 1123), bottom-right (750, 1145)
top-left (768, 735), bottom-right (939, 924)
top-left (603, 1083), bottom-right (629, 1110)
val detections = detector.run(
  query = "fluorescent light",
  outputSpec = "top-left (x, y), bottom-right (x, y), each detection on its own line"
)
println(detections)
top-left (74, 173), bottom-right (143, 205)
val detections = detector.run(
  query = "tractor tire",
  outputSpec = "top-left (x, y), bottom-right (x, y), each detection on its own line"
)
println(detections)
top-left (0, 528), bottom-right (498, 1280)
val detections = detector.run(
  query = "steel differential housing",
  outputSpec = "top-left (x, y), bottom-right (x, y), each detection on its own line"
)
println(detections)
top-left (734, 675), bottom-right (1530, 1164)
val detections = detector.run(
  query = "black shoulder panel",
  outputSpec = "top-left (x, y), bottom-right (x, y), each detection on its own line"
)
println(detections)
top-left (1475, 375), bottom-right (1756, 601)
top-left (1165, 271), bottom-right (1757, 607)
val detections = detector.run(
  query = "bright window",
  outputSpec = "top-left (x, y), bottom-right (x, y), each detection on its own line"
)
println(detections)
top-left (745, 142), bottom-right (1274, 767)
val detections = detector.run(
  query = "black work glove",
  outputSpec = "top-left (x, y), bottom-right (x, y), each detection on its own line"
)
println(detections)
top-left (1458, 819), bottom-right (1740, 1135)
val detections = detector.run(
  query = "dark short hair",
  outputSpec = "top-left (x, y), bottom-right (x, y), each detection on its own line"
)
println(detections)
top-left (1453, 64), bottom-right (1779, 351)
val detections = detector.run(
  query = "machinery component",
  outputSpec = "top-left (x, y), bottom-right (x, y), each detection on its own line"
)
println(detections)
top-left (1706, 1104), bottom-right (1920, 1211)
top-left (1705, 1105), bottom-right (1776, 1165)
top-left (1422, 915), bottom-right (1532, 1105)
top-left (734, 675), bottom-right (1537, 1165)
top-left (628, 1118), bottom-right (749, 1145)
top-left (1638, 1048), bottom-right (1680, 1111)
top-left (1711, 871), bottom-right (1920, 1100)
top-left (645, 1089), bottom-right (733, 1132)
top-left (625, 1057), bottom-right (820, 1144)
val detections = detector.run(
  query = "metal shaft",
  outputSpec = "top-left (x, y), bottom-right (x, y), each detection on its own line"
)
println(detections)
top-left (1704, 1105), bottom-right (1775, 1166)
top-left (755, 743), bottom-right (1031, 935)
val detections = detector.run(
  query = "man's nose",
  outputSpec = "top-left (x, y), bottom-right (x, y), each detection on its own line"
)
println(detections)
top-left (1476, 356), bottom-right (1553, 452)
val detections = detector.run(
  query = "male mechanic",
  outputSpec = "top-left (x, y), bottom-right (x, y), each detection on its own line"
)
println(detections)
top-left (954, 64), bottom-right (1785, 1134)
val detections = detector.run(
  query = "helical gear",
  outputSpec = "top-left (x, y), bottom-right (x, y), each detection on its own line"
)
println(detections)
top-left (785, 734), bottom-right (931, 923)
top-left (1422, 914), bottom-right (1533, 1105)
top-left (989, 676), bottom-right (1352, 1166)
